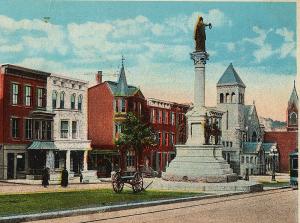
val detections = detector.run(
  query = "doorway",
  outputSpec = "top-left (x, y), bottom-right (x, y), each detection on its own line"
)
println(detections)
top-left (7, 153), bottom-right (14, 179)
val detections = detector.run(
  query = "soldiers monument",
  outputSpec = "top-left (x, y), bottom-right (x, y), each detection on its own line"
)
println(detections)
top-left (162, 17), bottom-right (238, 183)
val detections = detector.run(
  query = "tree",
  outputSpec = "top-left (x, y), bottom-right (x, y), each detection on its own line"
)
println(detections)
top-left (115, 112), bottom-right (157, 171)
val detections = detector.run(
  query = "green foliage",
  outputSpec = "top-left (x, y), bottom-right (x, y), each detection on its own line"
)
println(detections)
top-left (0, 189), bottom-right (202, 217)
top-left (115, 112), bottom-right (157, 153)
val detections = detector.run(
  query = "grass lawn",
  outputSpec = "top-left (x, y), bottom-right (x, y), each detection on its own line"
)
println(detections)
top-left (0, 189), bottom-right (203, 217)
top-left (260, 181), bottom-right (290, 188)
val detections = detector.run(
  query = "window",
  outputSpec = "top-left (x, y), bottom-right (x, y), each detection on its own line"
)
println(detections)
top-left (231, 92), bottom-right (236, 103)
top-left (46, 121), bottom-right (52, 140)
top-left (250, 157), bottom-right (253, 164)
top-left (292, 158), bottom-right (298, 170)
top-left (225, 93), bottom-right (230, 103)
top-left (78, 95), bottom-right (83, 111)
top-left (37, 88), bottom-right (45, 107)
top-left (115, 123), bottom-right (122, 135)
top-left (290, 112), bottom-right (297, 125)
top-left (151, 109), bottom-right (155, 123)
top-left (226, 141), bottom-right (229, 147)
top-left (138, 102), bottom-right (142, 115)
top-left (241, 156), bottom-right (244, 164)
top-left (12, 83), bottom-right (19, 105)
top-left (162, 111), bottom-right (166, 124)
top-left (158, 132), bottom-right (162, 146)
top-left (226, 110), bottom-right (229, 130)
top-left (12, 118), bottom-right (20, 138)
top-left (79, 85), bottom-right (82, 89)
top-left (171, 112), bottom-right (175, 126)
top-left (126, 150), bottom-right (135, 169)
top-left (155, 109), bottom-right (159, 123)
top-left (222, 141), bottom-right (225, 146)
top-left (121, 98), bottom-right (126, 112)
top-left (60, 121), bottom-right (69, 138)
top-left (251, 169), bottom-right (254, 175)
top-left (25, 119), bottom-right (32, 139)
top-left (71, 94), bottom-right (76, 110)
top-left (230, 142), bottom-right (233, 147)
top-left (25, 86), bottom-right (32, 106)
top-left (60, 92), bottom-right (65, 109)
top-left (72, 84), bottom-right (75, 88)
top-left (72, 121), bottom-right (77, 139)
top-left (246, 157), bottom-right (249, 163)
top-left (159, 110), bottom-right (162, 123)
top-left (52, 91), bottom-right (57, 109)
top-left (220, 93), bottom-right (224, 103)
top-left (42, 121), bottom-right (47, 139)
top-left (53, 80), bottom-right (57, 84)
top-left (162, 132), bottom-right (166, 146)
top-left (252, 131), bottom-right (257, 142)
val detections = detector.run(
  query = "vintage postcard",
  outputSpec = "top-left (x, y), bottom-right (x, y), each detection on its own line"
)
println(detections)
top-left (0, 1), bottom-right (298, 222)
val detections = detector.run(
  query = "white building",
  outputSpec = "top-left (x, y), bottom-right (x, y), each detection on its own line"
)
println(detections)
top-left (47, 74), bottom-right (91, 178)
top-left (216, 63), bottom-right (277, 175)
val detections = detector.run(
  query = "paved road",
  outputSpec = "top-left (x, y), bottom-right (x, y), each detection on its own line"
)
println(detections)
top-left (32, 189), bottom-right (297, 223)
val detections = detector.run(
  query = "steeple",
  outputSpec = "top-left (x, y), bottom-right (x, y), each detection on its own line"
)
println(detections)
top-left (116, 56), bottom-right (128, 96)
top-left (288, 80), bottom-right (298, 109)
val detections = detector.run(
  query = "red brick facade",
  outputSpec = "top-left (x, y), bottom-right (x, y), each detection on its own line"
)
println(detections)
top-left (264, 131), bottom-right (297, 172)
top-left (88, 82), bottom-right (114, 149)
top-left (146, 98), bottom-right (189, 172)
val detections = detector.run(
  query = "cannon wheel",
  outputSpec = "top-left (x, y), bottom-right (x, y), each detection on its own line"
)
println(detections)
top-left (112, 172), bottom-right (124, 193)
top-left (132, 172), bottom-right (143, 193)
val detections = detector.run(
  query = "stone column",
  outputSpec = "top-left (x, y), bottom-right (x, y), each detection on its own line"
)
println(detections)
top-left (83, 150), bottom-right (88, 171)
top-left (46, 150), bottom-right (55, 172)
top-left (190, 52), bottom-right (209, 107)
top-left (66, 150), bottom-right (71, 171)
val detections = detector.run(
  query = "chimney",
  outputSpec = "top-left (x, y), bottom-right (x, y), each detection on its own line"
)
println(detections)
top-left (96, 71), bottom-right (102, 84)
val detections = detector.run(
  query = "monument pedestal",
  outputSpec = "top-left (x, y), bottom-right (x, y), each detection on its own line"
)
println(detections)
top-left (162, 144), bottom-right (237, 183)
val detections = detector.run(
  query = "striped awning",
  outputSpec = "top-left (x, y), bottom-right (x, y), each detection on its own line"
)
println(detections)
top-left (27, 141), bottom-right (57, 150)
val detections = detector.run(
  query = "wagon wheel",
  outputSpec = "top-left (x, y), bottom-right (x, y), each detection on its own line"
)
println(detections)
top-left (112, 172), bottom-right (124, 193)
top-left (132, 172), bottom-right (143, 193)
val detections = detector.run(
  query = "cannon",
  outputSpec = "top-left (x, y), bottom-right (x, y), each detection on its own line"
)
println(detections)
top-left (112, 171), bottom-right (144, 193)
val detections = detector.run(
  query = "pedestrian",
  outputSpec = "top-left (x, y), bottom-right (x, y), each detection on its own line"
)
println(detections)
top-left (79, 169), bottom-right (83, 183)
top-left (42, 167), bottom-right (50, 188)
top-left (61, 167), bottom-right (69, 187)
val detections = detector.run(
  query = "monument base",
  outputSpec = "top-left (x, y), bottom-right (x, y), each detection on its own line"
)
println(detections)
top-left (162, 144), bottom-right (238, 183)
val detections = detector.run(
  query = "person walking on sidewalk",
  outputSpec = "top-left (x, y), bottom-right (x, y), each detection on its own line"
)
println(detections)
top-left (61, 167), bottom-right (69, 187)
top-left (42, 167), bottom-right (50, 188)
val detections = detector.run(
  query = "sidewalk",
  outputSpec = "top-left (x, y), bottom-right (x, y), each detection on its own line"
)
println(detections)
top-left (0, 187), bottom-right (292, 223)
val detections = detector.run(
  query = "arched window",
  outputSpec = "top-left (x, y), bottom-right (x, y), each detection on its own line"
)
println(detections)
top-left (52, 91), bottom-right (57, 109)
top-left (251, 131), bottom-right (257, 142)
top-left (220, 93), bottom-right (224, 103)
top-left (231, 92), bottom-right (236, 103)
top-left (60, 91), bottom-right (65, 109)
top-left (78, 95), bottom-right (83, 111)
top-left (290, 112), bottom-right (297, 125)
top-left (71, 93), bottom-right (76, 110)
top-left (225, 93), bottom-right (230, 103)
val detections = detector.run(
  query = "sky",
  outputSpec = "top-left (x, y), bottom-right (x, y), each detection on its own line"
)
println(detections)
top-left (0, 1), bottom-right (297, 121)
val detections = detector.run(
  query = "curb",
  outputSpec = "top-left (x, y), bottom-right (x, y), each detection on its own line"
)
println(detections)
top-left (0, 191), bottom-right (247, 223)
top-left (0, 187), bottom-right (291, 223)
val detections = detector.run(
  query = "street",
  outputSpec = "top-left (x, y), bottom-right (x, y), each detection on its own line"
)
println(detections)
top-left (31, 189), bottom-right (297, 223)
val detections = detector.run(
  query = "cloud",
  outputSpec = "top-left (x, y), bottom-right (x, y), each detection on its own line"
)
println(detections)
top-left (243, 26), bottom-right (296, 63)
top-left (0, 15), bottom-right (67, 55)
top-left (275, 27), bottom-right (296, 58)
top-left (0, 44), bottom-right (23, 53)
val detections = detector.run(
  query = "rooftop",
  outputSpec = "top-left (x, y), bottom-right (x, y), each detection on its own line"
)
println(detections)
top-left (217, 63), bottom-right (246, 88)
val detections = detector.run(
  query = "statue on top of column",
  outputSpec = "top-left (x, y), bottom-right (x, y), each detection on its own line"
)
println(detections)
top-left (194, 16), bottom-right (212, 52)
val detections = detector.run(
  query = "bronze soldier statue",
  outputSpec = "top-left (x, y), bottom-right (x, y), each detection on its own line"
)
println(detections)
top-left (204, 113), bottom-right (211, 145)
top-left (194, 16), bottom-right (212, 52)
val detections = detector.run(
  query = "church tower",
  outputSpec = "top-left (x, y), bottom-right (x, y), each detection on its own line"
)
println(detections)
top-left (216, 63), bottom-right (246, 173)
top-left (287, 81), bottom-right (298, 131)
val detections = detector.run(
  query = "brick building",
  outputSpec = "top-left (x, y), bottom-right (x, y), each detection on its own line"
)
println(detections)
top-left (88, 63), bottom-right (147, 176)
top-left (264, 82), bottom-right (298, 172)
top-left (146, 98), bottom-right (189, 172)
top-left (0, 64), bottom-right (55, 180)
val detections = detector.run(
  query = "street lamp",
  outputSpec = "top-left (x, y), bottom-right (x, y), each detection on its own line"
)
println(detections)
top-left (269, 146), bottom-right (278, 182)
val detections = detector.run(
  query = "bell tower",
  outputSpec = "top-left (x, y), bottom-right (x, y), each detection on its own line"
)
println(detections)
top-left (287, 81), bottom-right (298, 131)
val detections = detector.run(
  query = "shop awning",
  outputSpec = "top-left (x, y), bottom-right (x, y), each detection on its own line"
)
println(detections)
top-left (27, 141), bottom-right (57, 150)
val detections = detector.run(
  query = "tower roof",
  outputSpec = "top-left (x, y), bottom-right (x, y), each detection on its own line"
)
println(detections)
top-left (217, 63), bottom-right (246, 88)
top-left (116, 64), bottom-right (128, 96)
top-left (288, 80), bottom-right (298, 109)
